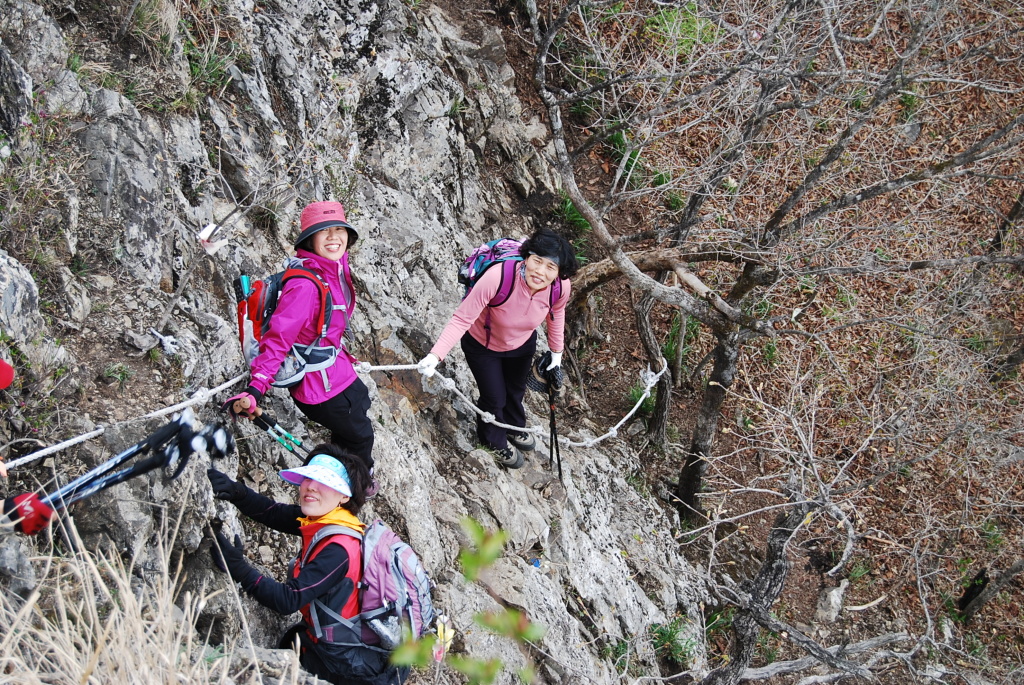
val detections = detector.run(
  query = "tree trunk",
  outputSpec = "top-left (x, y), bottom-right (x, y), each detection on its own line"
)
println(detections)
top-left (698, 504), bottom-right (813, 685)
top-left (990, 188), bottom-right (1024, 254)
top-left (634, 292), bottom-right (670, 445)
top-left (674, 330), bottom-right (739, 521)
top-left (960, 559), bottom-right (1024, 623)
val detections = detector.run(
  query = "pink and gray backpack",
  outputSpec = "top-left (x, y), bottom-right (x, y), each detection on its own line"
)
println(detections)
top-left (459, 238), bottom-right (564, 346)
top-left (299, 519), bottom-right (436, 653)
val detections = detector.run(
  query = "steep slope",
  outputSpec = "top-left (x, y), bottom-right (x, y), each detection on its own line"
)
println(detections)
top-left (0, 0), bottom-right (702, 682)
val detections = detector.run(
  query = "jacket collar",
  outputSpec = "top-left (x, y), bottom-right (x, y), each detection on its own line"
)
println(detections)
top-left (295, 248), bottom-right (348, 276)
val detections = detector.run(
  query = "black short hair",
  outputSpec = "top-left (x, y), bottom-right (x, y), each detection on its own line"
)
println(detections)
top-left (303, 443), bottom-right (371, 514)
top-left (519, 228), bottom-right (580, 280)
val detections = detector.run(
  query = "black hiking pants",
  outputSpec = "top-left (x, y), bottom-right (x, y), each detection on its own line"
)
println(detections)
top-left (461, 331), bottom-right (536, 450)
top-left (294, 378), bottom-right (374, 470)
top-left (280, 624), bottom-right (409, 685)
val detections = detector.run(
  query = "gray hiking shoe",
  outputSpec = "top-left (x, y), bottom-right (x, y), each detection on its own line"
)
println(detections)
top-left (494, 446), bottom-right (525, 469)
top-left (508, 432), bottom-right (536, 452)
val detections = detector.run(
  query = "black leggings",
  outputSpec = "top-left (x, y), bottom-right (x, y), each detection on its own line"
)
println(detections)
top-left (280, 624), bottom-right (408, 685)
top-left (294, 378), bottom-right (374, 469)
top-left (461, 331), bottom-right (537, 450)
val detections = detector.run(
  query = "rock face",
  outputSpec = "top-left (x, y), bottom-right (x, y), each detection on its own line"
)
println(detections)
top-left (0, 0), bottom-right (704, 682)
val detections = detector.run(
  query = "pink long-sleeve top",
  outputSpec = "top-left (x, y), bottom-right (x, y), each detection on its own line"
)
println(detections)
top-left (430, 262), bottom-right (570, 360)
top-left (249, 249), bottom-right (358, 404)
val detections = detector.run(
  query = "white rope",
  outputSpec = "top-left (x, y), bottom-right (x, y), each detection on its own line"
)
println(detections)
top-left (4, 374), bottom-right (246, 471)
top-left (355, 357), bottom-right (669, 449)
top-left (8, 352), bottom-right (665, 471)
top-left (353, 362), bottom-right (420, 373)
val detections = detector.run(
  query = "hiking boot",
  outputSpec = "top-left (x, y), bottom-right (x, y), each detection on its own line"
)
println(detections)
top-left (508, 432), bottom-right (536, 451)
top-left (494, 446), bottom-right (525, 469)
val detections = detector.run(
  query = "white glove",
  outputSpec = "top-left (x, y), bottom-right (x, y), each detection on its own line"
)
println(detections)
top-left (418, 354), bottom-right (440, 377)
top-left (546, 351), bottom-right (562, 371)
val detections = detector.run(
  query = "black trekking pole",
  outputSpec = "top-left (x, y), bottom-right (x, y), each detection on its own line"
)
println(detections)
top-left (547, 383), bottom-right (563, 484)
top-left (41, 409), bottom-right (234, 510)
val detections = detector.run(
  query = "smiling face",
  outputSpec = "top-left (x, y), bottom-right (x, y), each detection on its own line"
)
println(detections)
top-left (311, 226), bottom-right (350, 262)
top-left (523, 254), bottom-right (559, 293)
top-left (298, 477), bottom-right (350, 518)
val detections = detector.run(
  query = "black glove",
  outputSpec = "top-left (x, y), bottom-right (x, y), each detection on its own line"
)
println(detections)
top-left (207, 468), bottom-right (246, 502)
top-left (211, 528), bottom-right (260, 588)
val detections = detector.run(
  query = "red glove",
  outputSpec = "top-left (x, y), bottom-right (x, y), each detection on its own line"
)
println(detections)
top-left (3, 493), bottom-right (54, 535)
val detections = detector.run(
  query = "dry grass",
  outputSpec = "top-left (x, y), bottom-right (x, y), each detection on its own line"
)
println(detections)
top-left (0, 518), bottom-right (304, 684)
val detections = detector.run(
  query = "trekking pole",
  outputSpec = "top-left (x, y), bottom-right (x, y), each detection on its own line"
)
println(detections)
top-left (41, 409), bottom-right (234, 510)
top-left (250, 408), bottom-right (309, 458)
top-left (547, 383), bottom-right (563, 484)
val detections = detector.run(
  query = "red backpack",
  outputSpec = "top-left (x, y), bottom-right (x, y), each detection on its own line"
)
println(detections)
top-left (234, 260), bottom-right (338, 388)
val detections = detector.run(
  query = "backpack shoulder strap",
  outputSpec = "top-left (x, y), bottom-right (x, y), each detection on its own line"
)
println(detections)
top-left (280, 267), bottom-right (334, 338)
top-left (300, 524), bottom-right (362, 566)
top-left (488, 258), bottom-right (519, 309)
top-left (548, 278), bottom-right (565, 320)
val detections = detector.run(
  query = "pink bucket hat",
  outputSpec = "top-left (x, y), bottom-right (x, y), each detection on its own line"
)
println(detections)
top-left (296, 201), bottom-right (359, 249)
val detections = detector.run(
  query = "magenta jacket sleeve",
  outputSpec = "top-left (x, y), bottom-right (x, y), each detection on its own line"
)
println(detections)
top-left (545, 278), bottom-right (571, 353)
top-left (429, 267), bottom-right (503, 360)
top-left (248, 278), bottom-right (321, 395)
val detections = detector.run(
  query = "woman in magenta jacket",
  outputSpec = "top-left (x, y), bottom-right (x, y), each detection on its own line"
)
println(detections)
top-left (226, 202), bottom-right (376, 480)
top-left (417, 229), bottom-right (578, 467)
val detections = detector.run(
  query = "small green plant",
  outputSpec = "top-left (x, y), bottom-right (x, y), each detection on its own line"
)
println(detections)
top-left (67, 53), bottom-right (83, 73)
top-left (964, 631), bottom-right (989, 662)
top-left (848, 559), bottom-right (871, 581)
top-left (899, 88), bottom-right (920, 122)
top-left (128, 0), bottom-right (179, 58)
top-left (570, 234), bottom-right (591, 266)
top-left (605, 129), bottom-right (642, 181)
top-left (69, 254), bottom-right (92, 276)
top-left (569, 96), bottom-right (598, 119)
top-left (705, 606), bottom-right (735, 639)
top-left (599, 638), bottom-right (632, 672)
top-left (849, 87), bottom-right (869, 111)
top-left (645, 4), bottom-right (718, 56)
top-left (980, 519), bottom-right (1004, 551)
top-left (650, 617), bottom-right (694, 667)
top-left (103, 362), bottom-right (133, 389)
top-left (666, 192), bottom-right (685, 211)
top-left (761, 339), bottom-right (778, 366)
top-left (628, 383), bottom-right (656, 417)
top-left (447, 96), bottom-right (467, 117)
top-left (756, 631), bottom-right (781, 664)
top-left (625, 472), bottom-right (649, 497)
top-left (797, 275), bottom-right (817, 294)
top-left (554, 192), bottom-right (591, 233)
top-left (964, 333), bottom-right (987, 353)
top-left (147, 348), bottom-right (162, 363)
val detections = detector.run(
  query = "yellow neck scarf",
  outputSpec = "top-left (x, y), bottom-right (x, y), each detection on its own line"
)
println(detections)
top-left (298, 506), bottom-right (365, 533)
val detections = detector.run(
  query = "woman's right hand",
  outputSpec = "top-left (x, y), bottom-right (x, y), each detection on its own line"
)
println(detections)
top-left (207, 468), bottom-right (246, 502)
top-left (417, 353), bottom-right (440, 377)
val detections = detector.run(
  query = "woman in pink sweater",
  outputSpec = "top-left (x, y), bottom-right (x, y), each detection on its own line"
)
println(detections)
top-left (417, 229), bottom-right (578, 467)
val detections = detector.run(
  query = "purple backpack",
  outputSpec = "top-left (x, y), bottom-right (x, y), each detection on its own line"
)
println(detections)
top-left (305, 520), bottom-right (436, 651)
top-left (459, 238), bottom-right (564, 345)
